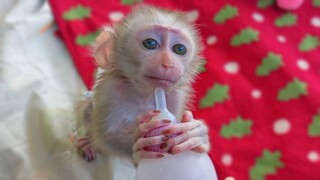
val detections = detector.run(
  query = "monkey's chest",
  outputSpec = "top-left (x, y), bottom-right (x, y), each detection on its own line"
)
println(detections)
top-left (108, 97), bottom-right (156, 129)
top-left (117, 99), bottom-right (155, 118)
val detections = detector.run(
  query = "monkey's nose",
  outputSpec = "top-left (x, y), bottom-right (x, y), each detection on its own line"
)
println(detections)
top-left (162, 63), bottom-right (174, 69)
top-left (161, 58), bottom-right (175, 69)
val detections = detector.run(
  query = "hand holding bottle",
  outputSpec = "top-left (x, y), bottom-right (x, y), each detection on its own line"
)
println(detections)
top-left (132, 88), bottom-right (210, 165)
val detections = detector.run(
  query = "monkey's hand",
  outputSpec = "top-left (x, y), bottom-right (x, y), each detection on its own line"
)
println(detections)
top-left (160, 111), bottom-right (210, 155)
top-left (132, 110), bottom-right (171, 165)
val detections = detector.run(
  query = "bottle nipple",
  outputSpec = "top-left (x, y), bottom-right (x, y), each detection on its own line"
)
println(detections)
top-left (154, 87), bottom-right (177, 124)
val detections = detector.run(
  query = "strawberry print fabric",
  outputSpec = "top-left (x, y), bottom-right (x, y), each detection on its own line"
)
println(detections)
top-left (49, 0), bottom-right (320, 179)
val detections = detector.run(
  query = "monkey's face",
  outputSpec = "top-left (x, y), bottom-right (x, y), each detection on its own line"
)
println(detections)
top-left (123, 25), bottom-right (196, 91)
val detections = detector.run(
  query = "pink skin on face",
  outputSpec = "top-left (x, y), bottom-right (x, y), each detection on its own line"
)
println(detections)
top-left (277, 0), bottom-right (304, 10)
top-left (134, 25), bottom-right (193, 89)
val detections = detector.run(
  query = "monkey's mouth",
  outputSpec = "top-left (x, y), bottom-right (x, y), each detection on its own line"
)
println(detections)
top-left (145, 76), bottom-right (176, 87)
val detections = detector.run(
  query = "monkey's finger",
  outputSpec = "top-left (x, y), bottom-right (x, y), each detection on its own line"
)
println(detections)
top-left (78, 138), bottom-right (91, 149)
top-left (78, 137), bottom-right (88, 143)
top-left (132, 135), bottom-right (169, 151)
top-left (163, 128), bottom-right (208, 152)
top-left (162, 120), bottom-right (204, 137)
top-left (77, 137), bottom-right (91, 146)
top-left (132, 151), bottom-right (164, 165)
top-left (133, 119), bottom-right (171, 141)
top-left (82, 144), bottom-right (94, 162)
top-left (133, 151), bottom-right (164, 160)
top-left (181, 111), bottom-right (193, 123)
top-left (136, 110), bottom-right (161, 125)
top-left (191, 144), bottom-right (210, 153)
top-left (90, 148), bottom-right (97, 161)
top-left (168, 137), bottom-right (204, 155)
top-left (163, 126), bottom-right (205, 150)
top-left (87, 148), bottom-right (95, 162)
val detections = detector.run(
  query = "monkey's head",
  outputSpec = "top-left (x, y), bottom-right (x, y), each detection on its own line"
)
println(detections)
top-left (94, 6), bottom-right (204, 93)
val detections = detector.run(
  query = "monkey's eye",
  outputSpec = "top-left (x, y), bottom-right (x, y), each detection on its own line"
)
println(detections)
top-left (142, 38), bottom-right (159, 50)
top-left (172, 44), bottom-right (187, 55)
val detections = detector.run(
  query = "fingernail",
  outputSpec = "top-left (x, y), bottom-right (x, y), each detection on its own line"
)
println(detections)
top-left (153, 110), bottom-right (161, 113)
top-left (162, 120), bottom-right (171, 123)
top-left (162, 137), bottom-right (169, 141)
top-left (157, 154), bottom-right (164, 158)
top-left (160, 142), bottom-right (167, 149)
top-left (162, 129), bottom-right (170, 135)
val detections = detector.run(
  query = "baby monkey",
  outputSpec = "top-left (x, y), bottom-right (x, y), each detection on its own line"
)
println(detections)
top-left (77, 6), bottom-right (210, 165)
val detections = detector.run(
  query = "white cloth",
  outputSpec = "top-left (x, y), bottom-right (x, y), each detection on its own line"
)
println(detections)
top-left (0, 0), bottom-right (135, 179)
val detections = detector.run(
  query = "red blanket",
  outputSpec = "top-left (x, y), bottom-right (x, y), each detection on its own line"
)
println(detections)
top-left (49, 0), bottom-right (320, 179)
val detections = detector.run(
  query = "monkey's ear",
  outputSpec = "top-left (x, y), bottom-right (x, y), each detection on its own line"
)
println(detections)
top-left (94, 29), bottom-right (113, 70)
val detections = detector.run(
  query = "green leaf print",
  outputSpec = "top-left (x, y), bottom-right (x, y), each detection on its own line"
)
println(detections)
top-left (299, 34), bottom-right (320, 52)
top-left (200, 83), bottom-right (229, 108)
top-left (313, 0), bottom-right (320, 7)
top-left (256, 52), bottom-right (283, 76)
top-left (257, 0), bottom-right (275, 8)
top-left (121, 0), bottom-right (141, 5)
top-left (199, 59), bottom-right (207, 73)
top-left (214, 4), bottom-right (238, 24)
top-left (308, 114), bottom-right (320, 136)
top-left (278, 78), bottom-right (308, 101)
top-left (76, 30), bottom-right (101, 46)
top-left (220, 116), bottom-right (253, 139)
top-left (63, 5), bottom-right (91, 20)
top-left (250, 150), bottom-right (284, 180)
top-left (231, 27), bottom-right (259, 47)
top-left (275, 13), bottom-right (297, 27)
